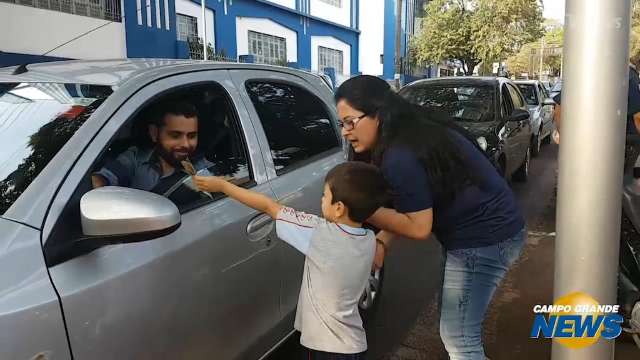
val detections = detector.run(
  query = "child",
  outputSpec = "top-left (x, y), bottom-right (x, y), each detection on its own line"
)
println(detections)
top-left (193, 162), bottom-right (388, 360)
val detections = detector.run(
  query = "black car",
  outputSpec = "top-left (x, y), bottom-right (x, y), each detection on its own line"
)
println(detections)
top-left (399, 77), bottom-right (533, 181)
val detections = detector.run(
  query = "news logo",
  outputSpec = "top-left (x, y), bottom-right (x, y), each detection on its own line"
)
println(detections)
top-left (530, 291), bottom-right (624, 349)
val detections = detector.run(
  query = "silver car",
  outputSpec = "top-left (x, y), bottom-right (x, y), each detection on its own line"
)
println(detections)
top-left (514, 80), bottom-right (556, 156)
top-left (0, 60), bottom-right (380, 359)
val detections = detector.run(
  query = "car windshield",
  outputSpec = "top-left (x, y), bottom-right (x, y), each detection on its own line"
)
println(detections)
top-left (0, 83), bottom-right (113, 215)
top-left (401, 83), bottom-right (495, 122)
top-left (516, 84), bottom-right (538, 106)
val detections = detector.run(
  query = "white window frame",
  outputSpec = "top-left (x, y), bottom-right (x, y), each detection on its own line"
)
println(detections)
top-left (318, 46), bottom-right (344, 75)
top-left (176, 13), bottom-right (199, 41)
top-left (248, 30), bottom-right (287, 65)
top-left (319, 0), bottom-right (342, 7)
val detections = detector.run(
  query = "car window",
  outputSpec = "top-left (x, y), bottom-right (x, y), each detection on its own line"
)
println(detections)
top-left (245, 81), bottom-right (340, 174)
top-left (0, 83), bottom-right (113, 215)
top-left (538, 85), bottom-right (547, 99)
top-left (507, 84), bottom-right (526, 109)
top-left (400, 83), bottom-right (495, 122)
top-left (90, 83), bottom-right (252, 213)
top-left (516, 84), bottom-right (538, 106)
top-left (501, 85), bottom-right (514, 117)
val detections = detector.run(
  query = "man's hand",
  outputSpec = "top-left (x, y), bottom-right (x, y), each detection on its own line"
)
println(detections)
top-left (193, 175), bottom-right (228, 193)
top-left (373, 241), bottom-right (386, 270)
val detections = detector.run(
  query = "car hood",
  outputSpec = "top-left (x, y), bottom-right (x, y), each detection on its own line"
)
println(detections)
top-left (457, 121), bottom-right (497, 138)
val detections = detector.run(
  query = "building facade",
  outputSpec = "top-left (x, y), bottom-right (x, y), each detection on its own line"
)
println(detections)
top-left (1, 0), bottom-right (421, 84)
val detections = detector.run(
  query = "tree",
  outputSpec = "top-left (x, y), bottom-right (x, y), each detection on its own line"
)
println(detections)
top-left (412, 0), bottom-right (543, 75)
top-left (631, 0), bottom-right (640, 66)
top-left (506, 24), bottom-right (563, 78)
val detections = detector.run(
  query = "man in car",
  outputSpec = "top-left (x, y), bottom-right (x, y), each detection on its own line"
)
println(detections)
top-left (91, 101), bottom-right (212, 195)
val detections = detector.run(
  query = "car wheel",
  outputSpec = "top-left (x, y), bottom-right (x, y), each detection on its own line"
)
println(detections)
top-left (513, 147), bottom-right (530, 182)
top-left (531, 133), bottom-right (541, 157)
top-left (359, 266), bottom-right (385, 319)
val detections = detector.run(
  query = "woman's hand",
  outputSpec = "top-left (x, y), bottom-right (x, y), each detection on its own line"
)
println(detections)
top-left (193, 175), bottom-right (228, 193)
top-left (373, 242), bottom-right (386, 270)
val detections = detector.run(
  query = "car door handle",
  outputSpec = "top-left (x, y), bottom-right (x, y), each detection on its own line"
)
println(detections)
top-left (247, 214), bottom-right (274, 242)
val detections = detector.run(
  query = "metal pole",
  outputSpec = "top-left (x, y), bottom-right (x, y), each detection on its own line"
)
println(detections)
top-left (201, 0), bottom-right (207, 61)
top-left (394, 0), bottom-right (403, 90)
top-left (552, 0), bottom-right (631, 359)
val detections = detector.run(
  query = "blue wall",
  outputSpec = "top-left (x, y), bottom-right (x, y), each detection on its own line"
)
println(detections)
top-left (200, 0), bottom-right (360, 74)
top-left (125, 0), bottom-right (180, 58)
top-left (124, 0), bottom-right (359, 74)
top-left (382, 0), bottom-right (413, 81)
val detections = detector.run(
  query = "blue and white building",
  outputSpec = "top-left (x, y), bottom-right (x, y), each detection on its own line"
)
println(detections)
top-left (0, 0), bottom-right (426, 83)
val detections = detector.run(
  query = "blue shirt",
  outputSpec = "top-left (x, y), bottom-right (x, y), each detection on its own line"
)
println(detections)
top-left (95, 146), bottom-right (212, 191)
top-left (381, 132), bottom-right (525, 250)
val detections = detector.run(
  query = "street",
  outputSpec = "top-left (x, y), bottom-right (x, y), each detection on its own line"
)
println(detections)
top-left (270, 143), bottom-right (640, 359)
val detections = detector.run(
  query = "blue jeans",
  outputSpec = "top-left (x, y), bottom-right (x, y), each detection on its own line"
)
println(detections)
top-left (439, 227), bottom-right (526, 360)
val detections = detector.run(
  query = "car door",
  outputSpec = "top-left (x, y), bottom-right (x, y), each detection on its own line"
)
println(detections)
top-left (500, 84), bottom-right (521, 175)
top-left (230, 69), bottom-right (344, 323)
top-left (506, 83), bottom-right (532, 163)
top-left (538, 83), bottom-right (554, 137)
top-left (42, 70), bottom-right (283, 360)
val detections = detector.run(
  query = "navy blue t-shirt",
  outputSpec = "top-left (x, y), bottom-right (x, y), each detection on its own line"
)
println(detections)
top-left (552, 67), bottom-right (640, 134)
top-left (381, 131), bottom-right (525, 250)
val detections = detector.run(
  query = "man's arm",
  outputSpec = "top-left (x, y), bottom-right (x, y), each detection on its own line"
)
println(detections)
top-left (91, 174), bottom-right (108, 188)
top-left (92, 148), bottom-right (137, 188)
top-left (193, 176), bottom-right (282, 219)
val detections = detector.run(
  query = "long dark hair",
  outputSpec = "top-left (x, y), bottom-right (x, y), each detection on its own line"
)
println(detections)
top-left (335, 75), bottom-right (479, 207)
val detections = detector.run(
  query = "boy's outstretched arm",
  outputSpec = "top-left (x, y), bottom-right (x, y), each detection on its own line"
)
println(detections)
top-left (193, 176), bottom-right (282, 219)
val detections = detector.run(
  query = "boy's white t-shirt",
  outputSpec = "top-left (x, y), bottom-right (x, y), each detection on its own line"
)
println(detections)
top-left (275, 207), bottom-right (376, 354)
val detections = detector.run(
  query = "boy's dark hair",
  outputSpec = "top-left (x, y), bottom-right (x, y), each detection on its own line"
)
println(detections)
top-left (151, 101), bottom-right (199, 128)
top-left (325, 162), bottom-right (390, 223)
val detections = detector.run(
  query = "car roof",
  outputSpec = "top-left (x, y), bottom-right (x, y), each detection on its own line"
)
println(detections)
top-left (404, 76), bottom-right (510, 88)
top-left (513, 80), bottom-right (539, 85)
top-left (0, 58), bottom-right (324, 86)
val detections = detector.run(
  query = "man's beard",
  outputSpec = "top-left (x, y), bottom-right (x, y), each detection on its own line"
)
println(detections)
top-left (155, 145), bottom-right (193, 168)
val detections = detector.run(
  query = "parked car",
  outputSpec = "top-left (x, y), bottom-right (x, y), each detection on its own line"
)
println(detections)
top-left (399, 77), bottom-right (533, 181)
top-left (0, 60), bottom-right (382, 360)
top-left (541, 80), bottom-right (552, 92)
top-left (550, 80), bottom-right (563, 100)
top-left (514, 80), bottom-right (556, 156)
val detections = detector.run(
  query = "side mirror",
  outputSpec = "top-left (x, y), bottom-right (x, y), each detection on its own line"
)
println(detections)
top-left (543, 98), bottom-right (556, 106)
top-left (509, 108), bottom-right (530, 122)
top-left (80, 186), bottom-right (181, 245)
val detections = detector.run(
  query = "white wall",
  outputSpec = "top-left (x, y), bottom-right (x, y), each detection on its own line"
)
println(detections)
top-left (236, 17), bottom-right (298, 62)
top-left (0, 3), bottom-right (126, 60)
top-left (311, 36), bottom-right (351, 75)
top-left (358, 0), bottom-right (384, 76)
top-left (310, 0), bottom-right (351, 28)
top-left (266, 0), bottom-right (296, 9)
top-left (176, 0), bottom-right (215, 49)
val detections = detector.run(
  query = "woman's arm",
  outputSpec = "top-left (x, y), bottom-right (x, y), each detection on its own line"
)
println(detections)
top-left (368, 207), bottom-right (433, 241)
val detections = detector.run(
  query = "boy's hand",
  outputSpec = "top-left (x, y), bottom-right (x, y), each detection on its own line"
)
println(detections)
top-left (193, 175), bottom-right (228, 193)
